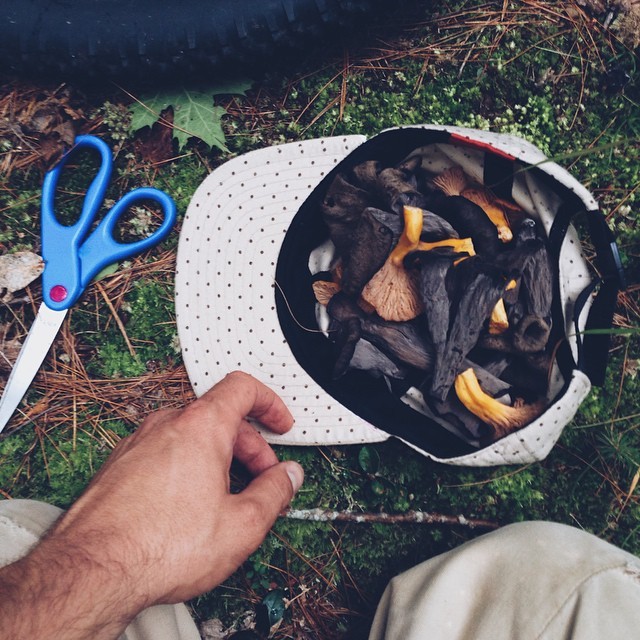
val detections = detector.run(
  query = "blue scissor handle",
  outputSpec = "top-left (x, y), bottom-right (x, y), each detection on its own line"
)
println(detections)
top-left (41, 135), bottom-right (177, 311)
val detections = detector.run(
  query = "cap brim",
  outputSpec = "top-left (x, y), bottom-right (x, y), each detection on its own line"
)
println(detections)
top-left (175, 135), bottom-right (391, 445)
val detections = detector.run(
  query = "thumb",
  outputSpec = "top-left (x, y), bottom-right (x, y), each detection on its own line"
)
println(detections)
top-left (232, 461), bottom-right (304, 550)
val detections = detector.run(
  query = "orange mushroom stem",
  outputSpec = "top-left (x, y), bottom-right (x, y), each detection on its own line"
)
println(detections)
top-left (462, 188), bottom-right (513, 243)
top-left (390, 206), bottom-right (477, 267)
top-left (415, 237), bottom-right (476, 257)
top-left (389, 205), bottom-right (424, 265)
top-left (488, 298), bottom-right (509, 335)
top-left (454, 368), bottom-right (544, 440)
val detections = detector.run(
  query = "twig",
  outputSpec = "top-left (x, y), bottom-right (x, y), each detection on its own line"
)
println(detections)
top-left (339, 49), bottom-right (350, 121)
top-left (95, 281), bottom-right (137, 359)
top-left (283, 508), bottom-right (499, 530)
top-left (615, 466), bottom-right (640, 523)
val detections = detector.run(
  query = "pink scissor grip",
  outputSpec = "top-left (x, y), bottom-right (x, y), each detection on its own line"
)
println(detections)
top-left (49, 285), bottom-right (68, 303)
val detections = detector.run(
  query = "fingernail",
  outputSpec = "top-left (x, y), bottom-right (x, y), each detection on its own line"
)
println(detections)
top-left (285, 461), bottom-right (304, 493)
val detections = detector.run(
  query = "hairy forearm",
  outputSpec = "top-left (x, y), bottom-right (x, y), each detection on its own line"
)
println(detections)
top-left (0, 530), bottom-right (145, 640)
top-left (0, 373), bottom-right (302, 636)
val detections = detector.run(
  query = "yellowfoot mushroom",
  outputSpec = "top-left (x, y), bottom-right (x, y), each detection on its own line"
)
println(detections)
top-left (432, 166), bottom-right (468, 196)
top-left (432, 167), bottom-right (514, 243)
top-left (389, 205), bottom-right (424, 265)
top-left (390, 206), bottom-right (476, 265)
top-left (454, 367), bottom-right (544, 441)
top-left (416, 237), bottom-right (476, 266)
top-left (363, 205), bottom-right (477, 321)
top-left (462, 188), bottom-right (513, 243)
top-left (362, 205), bottom-right (425, 321)
top-left (361, 260), bottom-right (423, 322)
top-left (488, 298), bottom-right (509, 335)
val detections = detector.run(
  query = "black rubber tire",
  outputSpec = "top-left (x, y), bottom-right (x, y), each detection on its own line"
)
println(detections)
top-left (0, 0), bottom-right (377, 81)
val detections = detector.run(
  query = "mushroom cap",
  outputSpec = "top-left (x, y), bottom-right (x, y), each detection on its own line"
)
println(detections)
top-left (378, 166), bottom-right (428, 215)
top-left (432, 166), bottom-right (468, 196)
top-left (351, 160), bottom-right (383, 191)
top-left (340, 209), bottom-right (394, 297)
top-left (321, 173), bottom-right (370, 223)
top-left (361, 259), bottom-right (424, 322)
top-left (312, 280), bottom-right (341, 306)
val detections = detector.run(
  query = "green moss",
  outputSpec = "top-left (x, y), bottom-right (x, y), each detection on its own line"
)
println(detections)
top-left (82, 278), bottom-right (178, 378)
top-left (0, 182), bottom-right (41, 248)
top-left (154, 155), bottom-right (209, 220)
top-left (0, 419), bottom-right (130, 508)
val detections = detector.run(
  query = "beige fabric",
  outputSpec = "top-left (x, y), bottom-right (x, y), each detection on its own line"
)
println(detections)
top-left (0, 499), bottom-right (201, 640)
top-left (369, 521), bottom-right (640, 640)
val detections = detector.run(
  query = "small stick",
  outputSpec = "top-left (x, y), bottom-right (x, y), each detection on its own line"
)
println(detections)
top-left (283, 508), bottom-right (499, 530)
top-left (95, 281), bottom-right (137, 359)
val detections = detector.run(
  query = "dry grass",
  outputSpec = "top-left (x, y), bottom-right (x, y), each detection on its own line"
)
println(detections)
top-left (1, 249), bottom-right (193, 445)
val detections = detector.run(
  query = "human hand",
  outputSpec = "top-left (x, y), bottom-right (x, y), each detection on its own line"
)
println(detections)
top-left (0, 371), bottom-right (304, 639)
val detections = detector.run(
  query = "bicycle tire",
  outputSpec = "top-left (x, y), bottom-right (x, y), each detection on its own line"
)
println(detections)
top-left (0, 0), bottom-right (377, 80)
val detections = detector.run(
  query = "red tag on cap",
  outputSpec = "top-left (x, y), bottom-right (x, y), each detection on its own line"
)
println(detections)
top-left (449, 132), bottom-right (517, 161)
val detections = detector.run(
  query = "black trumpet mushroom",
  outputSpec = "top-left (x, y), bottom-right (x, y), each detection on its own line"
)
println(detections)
top-left (404, 245), bottom-right (474, 399)
top-left (423, 192), bottom-right (502, 255)
top-left (350, 160), bottom-right (383, 192)
top-left (486, 218), bottom-right (554, 351)
top-left (340, 209), bottom-right (395, 297)
top-left (429, 256), bottom-right (512, 401)
top-left (377, 156), bottom-right (429, 215)
top-left (326, 292), bottom-right (434, 378)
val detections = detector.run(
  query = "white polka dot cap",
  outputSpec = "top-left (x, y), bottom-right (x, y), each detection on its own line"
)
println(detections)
top-left (175, 125), bottom-right (601, 466)
top-left (176, 133), bottom-right (384, 447)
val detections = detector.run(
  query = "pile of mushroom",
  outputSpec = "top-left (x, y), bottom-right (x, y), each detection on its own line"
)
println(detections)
top-left (312, 153), bottom-right (554, 445)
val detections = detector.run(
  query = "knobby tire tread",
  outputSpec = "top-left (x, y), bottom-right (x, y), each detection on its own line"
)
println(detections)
top-left (1, 0), bottom-right (375, 79)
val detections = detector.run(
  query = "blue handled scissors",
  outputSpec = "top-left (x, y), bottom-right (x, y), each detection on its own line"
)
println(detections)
top-left (0, 135), bottom-right (177, 433)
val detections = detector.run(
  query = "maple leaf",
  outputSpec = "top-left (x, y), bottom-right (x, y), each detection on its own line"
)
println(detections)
top-left (129, 82), bottom-right (252, 151)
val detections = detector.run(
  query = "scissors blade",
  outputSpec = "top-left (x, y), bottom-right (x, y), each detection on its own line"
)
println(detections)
top-left (0, 303), bottom-right (67, 434)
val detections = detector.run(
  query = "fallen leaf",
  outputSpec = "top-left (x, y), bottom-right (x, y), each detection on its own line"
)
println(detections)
top-left (53, 121), bottom-right (77, 146)
top-left (0, 251), bottom-right (44, 300)
top-left (173, 99), bottom-right (227, 151)
top-left (134, 108), bottom-right (175, 164)
top-left (38, 134), bottom-right (66, 165)
top-left (31, 109), bottom-right (55, 133)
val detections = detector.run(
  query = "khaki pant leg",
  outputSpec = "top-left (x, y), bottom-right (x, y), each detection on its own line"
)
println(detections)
top-left (369, 521), bottom-right (640, 640)
top-left (0, 499), bottom-right (202, 640)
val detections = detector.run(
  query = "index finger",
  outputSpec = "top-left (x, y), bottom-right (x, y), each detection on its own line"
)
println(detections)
top-left (199, 371), bottom-right (294, 436)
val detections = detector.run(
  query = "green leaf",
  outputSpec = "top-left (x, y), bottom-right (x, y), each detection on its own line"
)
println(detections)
top-left (129, 104), bottom-right (159, 133)
top-left (93, 262), bottom-right (119, 282)
top-left (128, 82), bottom-right (252, 151)
top-left (358, 445), bottom-right (380, 474)
top-left (261, 589), bottom-right (286, 626)
top-left (174, 100), bottom-right (227, 151)
top-left (208, 79), bottom-right (253, 97)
